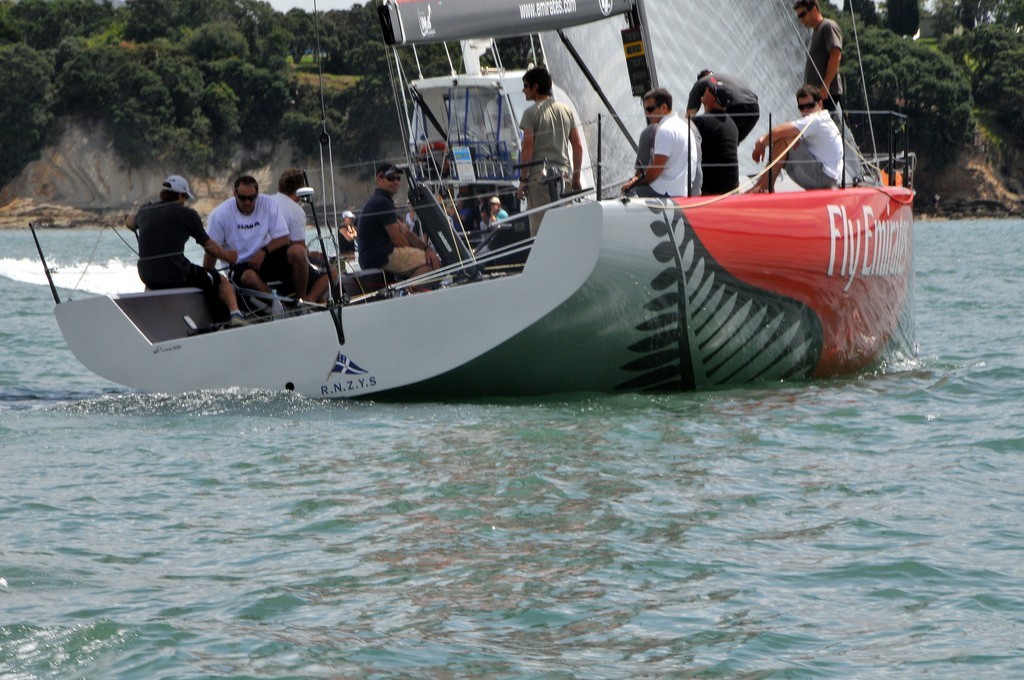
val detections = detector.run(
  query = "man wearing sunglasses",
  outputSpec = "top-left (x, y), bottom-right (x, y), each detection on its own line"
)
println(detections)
top-left (749, 84), bottom-right (843, 193)
top-left (794, 0), bottom-right (843, 112)
top-left (204, 175), bottom-right (291, 295)
top-left (517, 66), bottom-right (584, 237)
top-left (621, 87), bottom-right (699, 198)
top-left (357, 164), bottom-right (440, 279)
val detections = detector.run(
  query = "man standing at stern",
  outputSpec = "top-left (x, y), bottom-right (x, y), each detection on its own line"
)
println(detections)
top-left (516, 67), bottom-right (584, 237)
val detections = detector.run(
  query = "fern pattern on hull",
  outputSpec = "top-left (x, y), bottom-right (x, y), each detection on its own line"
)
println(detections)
top-left (617, 203), bottom-right (823, 391)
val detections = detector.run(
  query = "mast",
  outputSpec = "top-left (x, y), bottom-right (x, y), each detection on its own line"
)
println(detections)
top-left (632, 0), bottom-right (657, 88)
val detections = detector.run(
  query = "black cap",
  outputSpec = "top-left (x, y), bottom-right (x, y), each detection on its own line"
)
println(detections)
top-left (707, 76), bottom-right (734, 107)
top-left (376, 163), bottom-right (403, 177)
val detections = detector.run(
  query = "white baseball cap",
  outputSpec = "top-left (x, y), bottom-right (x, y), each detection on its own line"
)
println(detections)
top-left (342, 210), bottom-right (355, 219)
top-left (163, 175), bottom-right (195, 200)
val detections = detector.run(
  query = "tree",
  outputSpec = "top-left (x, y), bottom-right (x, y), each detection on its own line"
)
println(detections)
top-left (844, 0), bottom-right (880, 27)
top-left (282, 8), bottom-right (315, 64)
top-left (956, 0), bottom-right (1001, 28)
top-left (122, 0), bottom-right (232, 43)
top-left (886, 0), bottom-right (920, 36)
top-left (9, 0), bottom-right (115, 50)
top-left (187, 22), bottom-right (249, 62)
top-left (0, 43), bottom-right (53, 185)
top-left (0, 1), bottom-right (21, 44)
top-left (843, 26), bottom-right (972, 168)
top-left (941, 24), bottom-right (1020, 100)
top-left (930, 0), bottom-right (960, 35)
top-left (943, 24), bottom-right (1024, 136)
top-left (994, 0), bottom-right (1024, 28)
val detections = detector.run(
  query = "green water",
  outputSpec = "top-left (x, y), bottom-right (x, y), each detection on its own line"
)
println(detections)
top-left (1, 220), bottom-right (1023, 677)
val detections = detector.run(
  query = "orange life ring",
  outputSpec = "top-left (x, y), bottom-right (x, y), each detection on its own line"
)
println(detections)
top-left (418, 141), bottom-right (447, 158)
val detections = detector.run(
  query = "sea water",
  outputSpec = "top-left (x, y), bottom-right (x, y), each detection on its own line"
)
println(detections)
top-left (1, 219), bottom-right (1023, 677)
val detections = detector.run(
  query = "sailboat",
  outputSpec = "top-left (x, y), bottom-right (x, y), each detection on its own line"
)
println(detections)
top-left (47, 0), bottom-right (915, 399)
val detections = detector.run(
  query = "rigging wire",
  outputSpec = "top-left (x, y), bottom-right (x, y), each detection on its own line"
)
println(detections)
top-left (846, 3), bottom-right (879, 160)
top-left (312, 0), bottom-right (341, 257)
top-left (780, 0), bottom-right (884, 179)
top-left (69, 228), bottom-right (106, 300)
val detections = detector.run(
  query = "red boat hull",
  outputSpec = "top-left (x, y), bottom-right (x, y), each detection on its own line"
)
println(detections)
top-left (681, 187), bottom-right (915, 378)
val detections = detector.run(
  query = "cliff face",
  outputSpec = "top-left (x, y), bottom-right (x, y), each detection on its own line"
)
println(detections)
top-left (3, 117), bottom-right (1022, 228)
top-left (0, 118), bottom-right (371, 229)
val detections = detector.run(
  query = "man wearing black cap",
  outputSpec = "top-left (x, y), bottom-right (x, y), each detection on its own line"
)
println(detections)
top-left (134, 174), bottom-right (248, 326)
top-left (685, 69), bottom-right (760, 142)
top-left (693, 80), bottom-right (740, 195)
top-left (357, 164), bottom-right (440, 278)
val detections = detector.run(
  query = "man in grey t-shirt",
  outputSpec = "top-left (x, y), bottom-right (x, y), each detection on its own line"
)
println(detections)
top-left (794, 0), bottom-right (843, 111)
top-left (516, 67), bottom-right (584, 237)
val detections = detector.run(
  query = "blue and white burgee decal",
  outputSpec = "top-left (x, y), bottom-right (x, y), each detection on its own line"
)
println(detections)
top-left (328, 352), bottom-right (368, 378)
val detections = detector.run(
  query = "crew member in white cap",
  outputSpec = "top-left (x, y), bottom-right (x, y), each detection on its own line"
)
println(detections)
top-left (338, 209), bottom-right (357, 258)
top-left (134, 175), bottom-right (249, 326)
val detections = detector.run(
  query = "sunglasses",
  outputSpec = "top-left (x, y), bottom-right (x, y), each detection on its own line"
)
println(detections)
top-left (797, 101), bottom-right (817, 111)
top-left (383, 174), bottom-right (401, 181)
top-left (796, 10), bottom-right (808, 18)
top-left (644, 104), bottom-right (659, 113)
top-left (235, 192), bottom-right (258, 202)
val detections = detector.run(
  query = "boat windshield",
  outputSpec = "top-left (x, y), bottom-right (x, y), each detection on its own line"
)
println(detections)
top-left (411, 85), bottom-right (520, 183)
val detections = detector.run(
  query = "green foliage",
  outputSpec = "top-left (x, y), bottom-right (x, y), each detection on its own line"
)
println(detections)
top-left (843, 26), bottom-right (973, 168)
top-left (843, 0), bottom-right (880, 27)
top-left (0, 1), bottom-right (21, 44)
top-left (4, 0), bottom-right (1021, 194)
top-left (0, 42), bottom-right (54, 185)
top-left (9, 0), bottom-right (116, 50)
top-left (186, 22), bottom-right (249, 62)
top-left (282, 8), bottom-right (314, 64)
top-left (885, 0), bottom-right (920, 36)
top-left (942, 24), bottom-right (1024, 135)
top-left (955, 0), bottom-right (1002, 28)
top-left (930, 0), bottom-right (961, 35)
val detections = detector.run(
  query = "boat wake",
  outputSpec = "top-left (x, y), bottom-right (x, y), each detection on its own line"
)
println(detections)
top-left (51, 387), bottom-right (362, 417)
top-left (0, 257), bottom-right (144, 296)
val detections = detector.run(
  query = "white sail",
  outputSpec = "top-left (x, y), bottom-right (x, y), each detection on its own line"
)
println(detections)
top-left (542, 0), bottom-right (806, 180)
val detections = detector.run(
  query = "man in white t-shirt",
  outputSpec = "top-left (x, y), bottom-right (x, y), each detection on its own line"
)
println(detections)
top-left (749, 83), bottom-right (843, 193)
top-left (267, 168), bottom-right (331, 302)
top-left (621, 87), bottom-right (699, 198)
top-left (203, 175), bottom-right (290, 294)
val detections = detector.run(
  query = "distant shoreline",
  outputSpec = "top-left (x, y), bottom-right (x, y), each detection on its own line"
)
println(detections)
top-left (2, 204), bottom-right (1022, 231)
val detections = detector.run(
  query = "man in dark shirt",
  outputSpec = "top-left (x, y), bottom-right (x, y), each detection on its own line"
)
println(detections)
top-left (685, 69), bottom-right (760, 142)
top-left (337, 209), bottom-right (357, 258)
top-left (357, 164), bottom-right (440, 278)
top-left (693, 79), bottom-right (740, 195)
top-left (135, 175), bottom-right (248, 326)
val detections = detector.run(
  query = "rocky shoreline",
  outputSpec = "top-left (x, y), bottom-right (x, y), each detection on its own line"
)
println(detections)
top-left (2, 118), bottom-right (1021, 229)
top-left (3, 195), bottom-right (1021, 231)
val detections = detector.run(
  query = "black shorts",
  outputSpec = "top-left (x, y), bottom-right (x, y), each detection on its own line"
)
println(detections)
top-left (231, 248), bottom-right (291, 289)
top-left (145, 264), bottom-right (220, 293)
top-left (308, 264), bottom-right (326, 288)
top-left (730, 102), bottom-right (761, 143)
